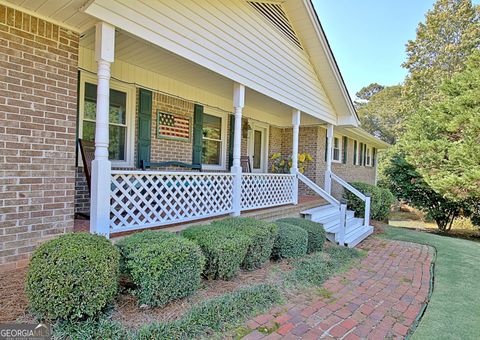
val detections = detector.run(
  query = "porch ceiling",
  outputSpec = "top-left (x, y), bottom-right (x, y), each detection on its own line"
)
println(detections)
top-left (80, 29), bottom-right (322, 127)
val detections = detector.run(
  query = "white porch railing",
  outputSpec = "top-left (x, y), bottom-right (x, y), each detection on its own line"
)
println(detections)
top-left (330, 172), bottom-right (371, 228)
top-left (110, 171), bottom-right (235, 232)
top-left (241, 173), bottom-right (295, 210)
top-left (109, 171), bottom-right (296, 233)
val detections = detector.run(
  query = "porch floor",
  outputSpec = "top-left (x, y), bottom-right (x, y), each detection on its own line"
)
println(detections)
top-left (73, 196), bottom-right (327, 237)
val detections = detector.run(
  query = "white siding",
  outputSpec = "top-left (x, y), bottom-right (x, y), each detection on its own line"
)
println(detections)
top-left (84, 0), bottom-right (337, 124)
top-left (79, 46), bottom-right (292, 126)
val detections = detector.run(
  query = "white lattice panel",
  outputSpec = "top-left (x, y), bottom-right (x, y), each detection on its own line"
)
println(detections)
top-left (241, 174), bottom-right (295, 210)
top-left (110, 171), bottom-right (234, 232)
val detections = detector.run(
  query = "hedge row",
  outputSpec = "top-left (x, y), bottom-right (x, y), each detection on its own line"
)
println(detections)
top-left (25, 217), bottom-right (326, 322)
top-left (343, 182), bottom-right (395, 221)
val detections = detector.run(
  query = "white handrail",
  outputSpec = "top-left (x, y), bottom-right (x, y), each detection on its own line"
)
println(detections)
top-left (329, 172), bottom-right (371, 227)
top-left (330, 172), bottom-right (367, 201)
top-left (297, 172), bottom-right (339, 207)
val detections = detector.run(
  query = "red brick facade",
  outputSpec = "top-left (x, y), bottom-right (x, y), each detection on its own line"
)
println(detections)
top-left (0, 5), bottom-right (79, 271)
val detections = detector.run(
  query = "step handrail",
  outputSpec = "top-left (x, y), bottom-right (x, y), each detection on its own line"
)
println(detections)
top-left (329, 172), bottom-right (371, 227)
top-left (330, 173), bottom-right (367, 201)
top-left (297, 172), bottom-right (340, 207)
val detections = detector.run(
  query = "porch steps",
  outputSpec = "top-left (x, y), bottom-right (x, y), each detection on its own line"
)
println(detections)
top-left (300, 204), bottom-right (373, 248)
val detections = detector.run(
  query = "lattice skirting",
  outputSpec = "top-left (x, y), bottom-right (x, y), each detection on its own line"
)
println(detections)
top-left (241, 173), bottom-right (295, 211)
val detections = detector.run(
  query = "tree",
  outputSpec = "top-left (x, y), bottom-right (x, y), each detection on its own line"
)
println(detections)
top-left (356, 85), bottom-right (405, 144)
top-left (403, 0), bottom-right (480, 105)
top-left (354, 83), bottom-right (385, 106)
top-left (401, 51), bottom-right (480, 202)
top-left (382, 152), bottom-right (465, 232)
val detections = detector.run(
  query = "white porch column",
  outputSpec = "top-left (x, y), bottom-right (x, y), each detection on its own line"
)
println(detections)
top-left (90, 22), bottom-right (115, 238)
top-left (231, 82), bottom-right (245, 216)
top-left (324, 124), bottom-right (334, 194)
top-left (291, 109), bottom-right (301, 205)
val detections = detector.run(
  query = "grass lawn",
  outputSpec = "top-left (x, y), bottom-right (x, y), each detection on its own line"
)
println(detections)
top-left (382, 225), bottom-right (480, 339)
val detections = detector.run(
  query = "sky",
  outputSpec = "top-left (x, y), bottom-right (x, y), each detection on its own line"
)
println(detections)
top-left (312, 0), bottom-right (479, 98)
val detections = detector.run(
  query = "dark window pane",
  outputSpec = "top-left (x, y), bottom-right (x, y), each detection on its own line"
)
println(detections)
top-left (202, 139), bottom-right (221, 165)
top-left (84, 83), bottom-right (127, 125)
top-left (109, 125), bottom-right (126, 161)
top-left (203, 114), bottom-right (221, 140)
top-left (83, 121), bottom-right (95, 142)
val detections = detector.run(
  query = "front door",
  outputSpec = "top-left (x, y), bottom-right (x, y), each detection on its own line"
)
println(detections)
top-left (247, 122), bottom-right (268, 173)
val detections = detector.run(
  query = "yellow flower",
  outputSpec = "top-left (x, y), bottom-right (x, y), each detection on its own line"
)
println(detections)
top-left (298, 153), bottom-right (306, 162)
top-left (306, 153), bottom-right (313, 161)
top-left (279, 160), bottom-right (285, 167)
top-left (271, 153), bottom-right (281, 160)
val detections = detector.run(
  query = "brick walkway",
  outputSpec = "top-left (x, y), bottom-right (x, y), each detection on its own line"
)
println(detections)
top-left (242, 238), bottom-right (433, 339)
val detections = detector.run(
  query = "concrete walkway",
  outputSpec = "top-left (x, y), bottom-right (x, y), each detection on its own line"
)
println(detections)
top-left (242, 238), bottom-right (433, 339)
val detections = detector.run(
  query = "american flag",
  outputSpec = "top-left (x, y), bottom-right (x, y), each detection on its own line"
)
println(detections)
top-left (157, 112), bottom-right (191, 140)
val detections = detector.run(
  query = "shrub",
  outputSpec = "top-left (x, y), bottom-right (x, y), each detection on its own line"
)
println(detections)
top-left (343, 182), bottom-right (395, 221)
top-left (271, 222), bottom-right (308, 260)
top-left (277, 218), bottom-right (326, 253)
top-left (136, 284), bottom-right (283, 339)
top-left (25, 233), bottom-right (120, 321)
top-left (54, 316), bottom-right (130, 340)
top-left (181, 224), bottom-right (250, 280)
top-left (116, 231), bottom-right (204, 307)
top-left (211, 218), bottom-right (277, 270)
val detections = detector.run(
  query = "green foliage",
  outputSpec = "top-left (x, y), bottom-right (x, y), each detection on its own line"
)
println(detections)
top-left (356, 85), bottom-right (406, 144)
top-left (276, 218), bottom-right (326, 253)
top-left (402, 51), bottom-right (480, 202)
top-left (181, 224), bottom-right (250, 280)
top-left (382, 153), bottom-right (466, 232)
top-left (54, 316), bottom-right (130, 340)
top-left (116, 231), bottom-right (204, 307)
top-left (211, 218), bottom-right (277, 270)
top-left (136, 284), bottom-right (282, 339)
top-left (403, 0), bottom-right (480, 105)
top-left (287, 246), bottom-right (361, 287)
top-left (355, 82), bottom-right (385, 102)
top-left (271, 222), bottom-right (308, 260)
top-left (343, 182), bottom-right (395, 221)
top-left (25, 233), bottom-right (120, 321)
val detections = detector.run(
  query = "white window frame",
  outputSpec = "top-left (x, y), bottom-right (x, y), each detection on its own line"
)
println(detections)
top-left (332, 135), bottom-right (342, 163)
top-left (78, 73), bottom-right (136, 168)
top-left (201, 108), bottom-right (228, 171)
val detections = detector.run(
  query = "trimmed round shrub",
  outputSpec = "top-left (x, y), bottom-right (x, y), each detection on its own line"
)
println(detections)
top-left (211, 218), bottom-right (278, 270)
top-left (25, 233), bottom-right (120, 321)
top-left (277, 218), bottom-right (326, 253)
top-left (182, 224), bottom-right (250, 280)
top-left (116, 231), bottom-right (205, 307)
top-left (343, 182), bottom-right (395, 221)
top-left (271, 222), bottom-right (308, 260)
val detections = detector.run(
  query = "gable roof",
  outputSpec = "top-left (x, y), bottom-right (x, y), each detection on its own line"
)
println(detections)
top-left (284, 0), bottom-right (359, 127)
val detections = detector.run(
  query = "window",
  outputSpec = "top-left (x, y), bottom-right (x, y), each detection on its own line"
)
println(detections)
top-left (366, 147), bottom-right (372, 166)
top-left (202, 110), bottom-right (227, 170)
top-left (79, 74), bottom-right (135, 167)
top-left (333, 136), bottom-right (341, 162)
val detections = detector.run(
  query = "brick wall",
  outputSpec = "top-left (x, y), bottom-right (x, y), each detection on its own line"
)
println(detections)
top-left (275, 126), bottom-right (377, 199)
top-left (0, 5), bottom-right (79, 271)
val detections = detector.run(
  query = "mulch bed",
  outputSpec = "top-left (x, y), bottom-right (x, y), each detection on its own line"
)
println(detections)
top-left (0, 267), bottom-right (28, 323)
top-left (112, 260), bottom-right (293, 329)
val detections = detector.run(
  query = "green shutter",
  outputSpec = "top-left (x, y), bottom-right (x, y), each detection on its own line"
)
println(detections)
top-left (342, 136), bottom-right (348, 164)
top-left (372, 147), bottom-right (377, 166)
top-left (324, 135), bottom-right (328, 161)
top-left (228, 114), bottom-right (235, 169)
top-left (359, 143), bottom-right (363, 166)
top-left (363, 144), bottom-right (367, 166)
top-left (192, 104), bottom-right (204, 167)
top-left (137, 89), bottom-right (152, 168)
top-left (353, 141), bottom-right (357, 165)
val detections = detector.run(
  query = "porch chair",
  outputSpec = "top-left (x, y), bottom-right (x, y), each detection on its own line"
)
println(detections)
top-left (241, 156), bottom-right (252, 173)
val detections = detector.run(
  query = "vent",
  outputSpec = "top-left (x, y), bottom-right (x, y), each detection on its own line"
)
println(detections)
top-left (248, 1), bottom-right (303, 49)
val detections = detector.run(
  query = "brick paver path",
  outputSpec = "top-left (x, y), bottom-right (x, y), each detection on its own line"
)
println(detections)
top-left (242, 238), bottom-right (433, 339)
